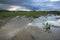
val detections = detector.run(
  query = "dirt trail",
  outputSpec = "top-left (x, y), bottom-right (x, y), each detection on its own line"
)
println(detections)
top-left (0, 16), bottom-right (60, 40)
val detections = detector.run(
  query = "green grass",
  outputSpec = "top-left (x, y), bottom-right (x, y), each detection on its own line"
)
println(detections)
top-left (0, 11), bottom-right (60, 19)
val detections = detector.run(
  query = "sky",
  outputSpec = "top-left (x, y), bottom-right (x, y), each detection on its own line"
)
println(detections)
top-left (0, 0), bottom-right (60, 11)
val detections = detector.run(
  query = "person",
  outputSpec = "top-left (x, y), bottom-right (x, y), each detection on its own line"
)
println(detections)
top-left (44, 22), bottom-right (51, 33)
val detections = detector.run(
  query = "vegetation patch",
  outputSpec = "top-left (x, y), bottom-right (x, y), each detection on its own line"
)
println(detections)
top-left (0, 11), bottom-right (60, 19)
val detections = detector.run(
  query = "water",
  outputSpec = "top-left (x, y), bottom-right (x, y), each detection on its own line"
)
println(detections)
top-left (0, 14), bottom-right (60, 40)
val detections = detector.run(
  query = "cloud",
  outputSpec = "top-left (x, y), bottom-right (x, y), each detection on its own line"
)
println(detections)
top-left (34, 1), bottom-right (60, 11)
top-left (50, 0), bottom-right (60, 2)
top-left (0, 0), bottom-right (60, 11)
top-left (0, 4), bottom-right (32, 11)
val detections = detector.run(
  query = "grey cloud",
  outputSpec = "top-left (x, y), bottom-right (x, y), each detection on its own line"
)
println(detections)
top-left (0, 0), bottom-right (60, 11)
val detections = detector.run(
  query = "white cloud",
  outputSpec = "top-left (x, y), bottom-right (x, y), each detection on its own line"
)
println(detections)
top-left (50, 0), bottom-right (60, 2)
top-left (32, 0), bottom-right (60, 2)
top-left (7, 5), bottom-right (32, 11)
top-left (32, 0), bottom-right (48, 2)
